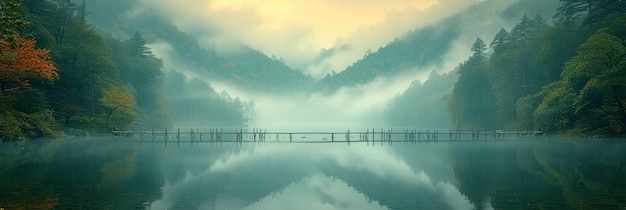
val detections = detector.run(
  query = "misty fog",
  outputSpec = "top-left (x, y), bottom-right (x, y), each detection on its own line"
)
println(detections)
top-left (77, 0), bottom-right (560, 131)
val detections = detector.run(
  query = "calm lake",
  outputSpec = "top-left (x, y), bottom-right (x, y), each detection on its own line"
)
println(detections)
top-left (1, 136), bottom-right (625, 209)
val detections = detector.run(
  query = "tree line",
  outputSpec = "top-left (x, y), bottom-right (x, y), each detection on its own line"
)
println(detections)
top-left (0, 0), bottom-right (250, 140)
top-left (447, 0), bottom-right (626, 136)
top-left (163, 70), bottom-right (254, 128)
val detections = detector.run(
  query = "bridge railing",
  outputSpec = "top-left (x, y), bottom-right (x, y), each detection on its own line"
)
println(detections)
top-left (112, 128), bottom-right (542, 144)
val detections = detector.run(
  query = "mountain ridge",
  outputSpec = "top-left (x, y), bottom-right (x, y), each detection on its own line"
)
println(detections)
top-left (81, 0), bottom-right (314, 94)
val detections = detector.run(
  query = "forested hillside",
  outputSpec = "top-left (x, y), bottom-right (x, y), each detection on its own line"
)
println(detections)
top-left (315, 0), bottom-right (559, 94)
top-left (446, 0), bottom-right (626, 136)
top-left (163, 70), bottom-right (255, 128)
top-left (315, 24), bottom-right (458, 93)
top-left (80, 0), bottom-right (314, 94)
top-left (0, 0), bottom-right (250, 140)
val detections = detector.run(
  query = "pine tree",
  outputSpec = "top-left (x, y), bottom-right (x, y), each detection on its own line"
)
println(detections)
top-left (128, 31), bottom-right (151, 58)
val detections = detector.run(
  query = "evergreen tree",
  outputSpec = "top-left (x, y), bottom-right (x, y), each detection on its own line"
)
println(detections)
top-left (490, 28), bottom-right (511, 54)
top-left (113, 32), bottom-right (170, 129)
top-left (448, 38), bottom-right (497, 129)
top-left (128, 31), bottom-right (151, 58)
top-left (0, 0), bottom-right (29, 37)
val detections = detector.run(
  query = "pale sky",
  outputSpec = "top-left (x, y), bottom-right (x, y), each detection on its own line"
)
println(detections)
top-left (139, 0), bottom-right (484, 77)
top-left (206, 0), bottom-right (440, 46)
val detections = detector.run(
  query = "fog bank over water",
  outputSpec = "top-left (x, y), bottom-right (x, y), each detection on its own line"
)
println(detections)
top-left (244, 71), bottom-right (432, 131)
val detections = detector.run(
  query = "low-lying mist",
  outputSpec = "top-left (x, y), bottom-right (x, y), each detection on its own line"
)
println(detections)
top-left (245, 71), bottom-right (433, 131)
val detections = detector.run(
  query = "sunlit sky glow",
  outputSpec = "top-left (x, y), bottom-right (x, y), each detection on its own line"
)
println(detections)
top-left (207, 0), bottom-right (440, 47)
top-left (140, 0), bottom-right (482, 76)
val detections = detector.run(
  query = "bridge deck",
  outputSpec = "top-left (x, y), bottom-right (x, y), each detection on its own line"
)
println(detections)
top-left (112, 128), bottom-right (542, 143)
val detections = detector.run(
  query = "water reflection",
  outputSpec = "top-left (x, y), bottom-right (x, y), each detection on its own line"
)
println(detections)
top-left (449, 139), bottom-right (626, 210)
top-left (1, 138), bottom-right (625, 209)
top-left (245, 173), bottom-right (386, 210)
top-left (152, 143), bottom-right (472, 209)
top-left (0, 139), bottom-right (164, 209)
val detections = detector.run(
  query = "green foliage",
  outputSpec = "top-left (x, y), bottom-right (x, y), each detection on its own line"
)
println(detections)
top-left (557, 31), bottom-right (626, 135)
top-left (28, 0), bottom-right (120, 129)
top-left (0, 106), bottom-right (60, 140)
top-left (0, 141), bottom-right (164, 208)
top-left (100, 153), bottom-right (136, 184)
top-left (128, 31), bottom-right (151, 57)
top-left (99, 85), bottom-right (137, 130)
top-left (317, 23), bottom-right (458, 93)
top-left (490, 28), bottom-right (511, 54)
top-left (0, 0), bottom-right (29, 37)
top-left (447, 38), bottom-right (497, 129)
top-left (471, 37), bottom-right (487, 58)
top-left (0, 96), bottom-right (22, 140)
top-left (446, 6), bottom-right (626, 136)
top-left (512, 91), bottom-right (543, 129)
top-left (67, 115), bottom-right (95, 129)
top-left (486, 15), bottom-right (556, 129)
top-left (450, 140), bottom-right (626, 209)
top-left (532, 82), bottom-right (576, 131)
top-left (0, 0), bottom-right (179, 138)
top-left (112, 32), bottom-right (170, 129)
top-left (14, 88), bottom-right (47, 114)
top-left (0, 0), bottom-right (62, 140)
top-left (467, 9), bottom-right (622, 134)
top-left (1, 0), bottom-right (267, 137)
top-left (555, 0), bottom-right (626, 28)
top-left (520, 24), bottom-right (626, 136)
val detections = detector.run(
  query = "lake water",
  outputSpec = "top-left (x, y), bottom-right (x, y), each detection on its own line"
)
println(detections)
top-left (1, 136), bottom-right (625, 209)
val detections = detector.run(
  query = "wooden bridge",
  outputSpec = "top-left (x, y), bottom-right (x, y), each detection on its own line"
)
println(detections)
top-left (112, 128), bottom-right (542, 144)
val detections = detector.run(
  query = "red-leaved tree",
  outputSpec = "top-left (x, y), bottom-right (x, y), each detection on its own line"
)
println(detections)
top-left (0, 34), bottom-right (57, 93)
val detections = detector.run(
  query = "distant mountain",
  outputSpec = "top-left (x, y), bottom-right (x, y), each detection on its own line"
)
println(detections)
top-left (81, 0), bottom-right (314, 94)
top-left (315, 23), bottom-right (458, 93)
top-left (315, 0), bottom-right (560, 94)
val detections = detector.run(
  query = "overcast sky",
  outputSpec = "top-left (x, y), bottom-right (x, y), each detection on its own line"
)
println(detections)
top-left (138, 0), bottom-right (485, 77)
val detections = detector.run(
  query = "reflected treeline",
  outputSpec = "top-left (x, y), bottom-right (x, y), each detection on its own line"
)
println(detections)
top-left (0, 140), bottom-right (164, 209)
top-left (146, 143), bottom-right (462, 209)
top-left (159, 149), bottom-right (310, 209)
top-left (320, 164), bottom-right (453, 209)
top-left (2, 139), bottom-right (625, 209)
top-left (450, 140), bottom-right (626, 209)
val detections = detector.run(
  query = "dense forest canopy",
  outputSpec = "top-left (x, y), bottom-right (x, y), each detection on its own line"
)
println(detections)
top-left (0, 0), bottom-right (252, 140)
top-left (444, 0), bottom-right (626, 136)
top-left (384, 0), bottom-right (626, 136)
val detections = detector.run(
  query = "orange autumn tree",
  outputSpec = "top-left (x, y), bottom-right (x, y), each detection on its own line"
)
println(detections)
top-left (99, 86), bottom-right (137, 130)
top-left (0, 34), bottom-right (57, 93)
